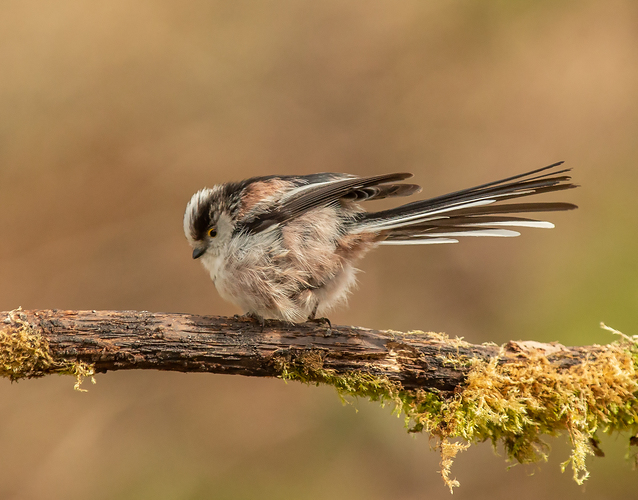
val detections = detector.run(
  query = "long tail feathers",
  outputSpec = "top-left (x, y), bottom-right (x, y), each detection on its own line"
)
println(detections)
top-left (357, 162), bottom-right (577, 245)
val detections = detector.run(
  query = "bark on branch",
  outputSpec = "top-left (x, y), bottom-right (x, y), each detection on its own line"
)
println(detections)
top-left (0, 308), bottom-right (598, 390)
top-left (2, 308), bottom-right (637, 490)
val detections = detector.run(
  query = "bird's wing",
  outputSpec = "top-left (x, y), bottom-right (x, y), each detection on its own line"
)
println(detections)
top-left (238, 172), bottom-right (420, 234)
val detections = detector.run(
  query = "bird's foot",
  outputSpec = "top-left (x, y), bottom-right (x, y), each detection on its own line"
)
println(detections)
top-left (306, 316), bottom-right (332, 334)
top-left (241, 312), bottom-right (266, 331)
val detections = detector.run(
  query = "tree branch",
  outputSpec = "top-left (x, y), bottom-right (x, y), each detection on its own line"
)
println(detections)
top-left (2, 308), bottom-right (637, 490)
top-left (3, 308), bottom-right (495, 389)
top-left (0, 308), bottom-right (600, 387)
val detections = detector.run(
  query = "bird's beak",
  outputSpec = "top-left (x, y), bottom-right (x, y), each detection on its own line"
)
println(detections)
top-left (192, 247), bottom-right (206, 259)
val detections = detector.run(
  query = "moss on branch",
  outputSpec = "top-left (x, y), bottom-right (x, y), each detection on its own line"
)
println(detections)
top-left (272, 331), bottom-right (638, 492)
top-left (1, 308), bottom-right (637, 490)
top-left (0, 308), bottom-right (94, 391)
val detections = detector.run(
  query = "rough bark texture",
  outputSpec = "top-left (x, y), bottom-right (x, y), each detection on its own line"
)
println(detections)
top-left (2, 309), bottom-right (605, 393)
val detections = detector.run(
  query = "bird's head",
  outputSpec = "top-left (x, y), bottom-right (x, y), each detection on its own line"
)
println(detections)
top-left (183, 187), bottom-right (235, 259)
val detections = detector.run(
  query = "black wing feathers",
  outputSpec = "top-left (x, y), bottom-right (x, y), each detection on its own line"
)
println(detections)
top-left (240, 172), bottom-right (417, 234)
top-left (282, 173), bottom-right (413, 217)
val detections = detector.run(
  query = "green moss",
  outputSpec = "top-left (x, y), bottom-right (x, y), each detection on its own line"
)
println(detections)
top-left (272, 332), bottom-right (638, 492)
top-left (0, 308), bottom-right (95, 391)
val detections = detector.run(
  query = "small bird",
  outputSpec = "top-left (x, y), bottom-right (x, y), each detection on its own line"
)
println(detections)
top-left (184, 162), bottom-right (576, 323)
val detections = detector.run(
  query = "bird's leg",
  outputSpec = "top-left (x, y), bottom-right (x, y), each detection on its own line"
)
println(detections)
top-left (306, 303), bottom-right (331, 330)
top-left (308, 303), bottom-right (319, 320)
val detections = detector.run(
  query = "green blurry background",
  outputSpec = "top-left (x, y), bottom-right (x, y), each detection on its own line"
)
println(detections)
top-left (1, 1), bottom-right (637, 498)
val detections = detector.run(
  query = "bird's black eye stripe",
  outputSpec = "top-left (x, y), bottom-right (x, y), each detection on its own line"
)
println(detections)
top-left (208, 228), bottom-right (217, 238)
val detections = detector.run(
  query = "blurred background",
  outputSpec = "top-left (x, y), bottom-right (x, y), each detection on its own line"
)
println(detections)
top-left (1, 0), bottom-right (637, 498)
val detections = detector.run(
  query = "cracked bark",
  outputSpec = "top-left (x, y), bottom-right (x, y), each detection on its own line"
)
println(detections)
top-left (2, 309), bottom-right (603, 393)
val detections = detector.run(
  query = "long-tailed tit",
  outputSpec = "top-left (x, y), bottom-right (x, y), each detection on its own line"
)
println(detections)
top-left (184, 162), bottom-right (576, 323)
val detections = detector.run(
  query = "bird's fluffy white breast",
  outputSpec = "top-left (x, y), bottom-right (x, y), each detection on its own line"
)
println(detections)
top-left (200, 252), bottom-right (225, 284)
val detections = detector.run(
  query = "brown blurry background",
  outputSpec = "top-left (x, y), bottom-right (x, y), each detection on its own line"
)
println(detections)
top-left (1, 1), bottom-right (638, 499)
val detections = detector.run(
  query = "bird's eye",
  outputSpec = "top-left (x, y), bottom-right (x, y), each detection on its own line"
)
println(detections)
top-left (208, 228), bottom-right (217, 238)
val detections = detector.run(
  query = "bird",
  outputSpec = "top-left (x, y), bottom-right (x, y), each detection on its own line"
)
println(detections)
top-left (184, 161), bottom-right (577, 323)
